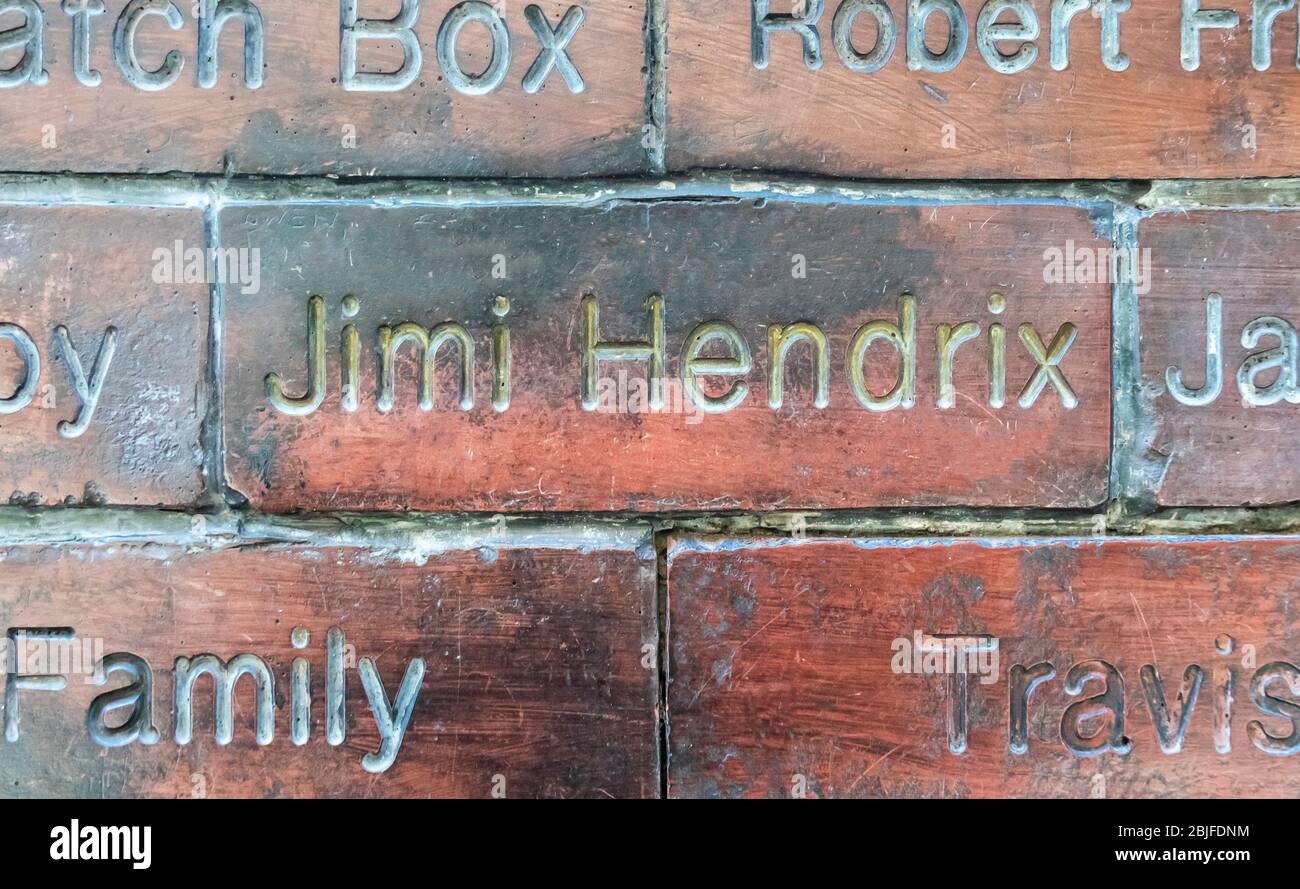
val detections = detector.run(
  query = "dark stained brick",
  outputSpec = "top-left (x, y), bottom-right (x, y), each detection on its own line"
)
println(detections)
top-left (0, 0), bottom-right (647, 176)
top-left (0, 542), bottom-right (658, 798)
top-left (222, 199), bottom-right (1111, 511)
top-left (668, 536), bottom-right (1300, 798)
top-left (0, 206), bottom-right (207, 506)
top-left (1141, 210), bottom-right (1300, 506)
top-left (666, 0), bottom-right (1300, 178)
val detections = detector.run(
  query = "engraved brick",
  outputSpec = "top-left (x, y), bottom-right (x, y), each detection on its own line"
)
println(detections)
top-left (1141, 211), bottom-right (1300, 506)
top-left (0, 206), bottom-right (207, 506)
top-left (221, 199), bottom-right (1111, 511)
top-left (2, 0), bottom-right (646, 176)
top-left (666, 0), bottom-right (1298, 178)
top-left (667, 536), bottom-right (1300, 798)
top-left (0, 542), bottom-right (658, 798)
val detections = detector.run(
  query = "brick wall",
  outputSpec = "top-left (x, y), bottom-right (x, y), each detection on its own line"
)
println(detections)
top-left (0, 1), bottom-right (1297, 798)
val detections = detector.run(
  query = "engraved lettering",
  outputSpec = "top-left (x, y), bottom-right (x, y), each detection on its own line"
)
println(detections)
top-left (581, 294), bottom-right (666, 412)
top-left (0, 0), bottom-right (48, 87)
top-left (907, 0), bottom-right (968, 73)
top-left (1252, 0), bottom-right (1297, 70)
top-left (62, 0), bottom-right (105, 87)
top-left (767, 322), bottom-right (830, 409)
top-left (988, 293), bottom-right (1006, 408)
top-left (1165, 293), bottom-right (1223, 406)
top-left (832, 0), bottom-right (895, 73)
top-left (491, 295), bottom-right (512, 412)
top-left (1097, 0), bottom-right (1130, 71)
top-left (1181, 0), bottom-right (1239, 71)
top-left (847, 294), bottom-right (917, 411)
top-left (266, 294), bottom-right (326, 416)
top-left (358, 655), bottom-right (424, 773)
top-left (291, 627), bottom-right (310, 747)
top-left (197, 0), bottom-right (264, 89)
top-left (4, 627), bottom-right (72, 741)
top-left (53, 324), bottom-right (116, 439)
top-left (1048, 0), bottom-right (1089, 70)
top-left (976, 0), bottom-right (1038, 74)
top-left (340, 0), bottom-right (422, 92)
top-left (377, 321), bottom-right (475, 412)
top-left (522, 3), bottom-right (583, 93)
top-left (0, 322), bottom-right (40, 414)
top-left (326, 626), bottom-right (346, 746)
top-left (113, 0), bottom-right (185, 92)
top-left (1060, 659), bottom-right (1132, 757)
top-left (1214, 654), bottom-right (1234, 754)
top-left (1017, 321), bottom-right (1078, 409)
top-left (922, 633), bottom-right (998, 755)
top-left (1008, 662), bottom-right (1055, 754)
top-left (173, 653), bottom-right (275, 746)
top-left (681, 321), bottom-right (752, 414)
top-left (1237, 315), bottom-right (1299, 406)
top-left (437, 0), bottom-right (511, 96)
top-left (1139, 663), bottom-right (1204, 754)
top-left (1248, 661), bottom-right (1300, 755)
top-left (935, 320), bottom-right (979, 408)
top-left (87, 652), bottom-right (160, 747)
top-left (752, 0), bottom-right (824, 70)
top-left (340, 295), bottom-right (360, 413)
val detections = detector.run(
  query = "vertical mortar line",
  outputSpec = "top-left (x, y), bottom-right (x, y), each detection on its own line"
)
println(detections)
top-left (655, 528), bottom-right (670, 799)
top-left (201, 187), bottom-right (233, 510)
top-left (644, 0), bottom-right (668, 174)
top-left (1109, 208), bottom-right (1157, 523)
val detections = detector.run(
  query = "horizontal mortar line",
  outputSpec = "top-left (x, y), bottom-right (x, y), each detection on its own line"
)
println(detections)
top-left (672, 509), bottom-right (1107, 536)
top-left (0, 170), bottom-right (1234, 210)
top-left (0, 171), bottom-right (1296, 210)
top-left (667, 531), bottom-right (1300, 558)
top-left (0, 505), bottom-right (1296, 548)
top-left (1138, 178), bottom-right (1300, 211)
top-left (238, 512), bottom-right (656, 555)
top-left (4, 170), bottom-right (1300, 208)
top-left (0, 507), bottom-right (655, 554)
top-left (743, 504), bottom-right (1300, 536)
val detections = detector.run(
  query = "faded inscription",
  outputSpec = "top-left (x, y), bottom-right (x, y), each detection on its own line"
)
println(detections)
top-left (0, 0), bottom-right (590, 93)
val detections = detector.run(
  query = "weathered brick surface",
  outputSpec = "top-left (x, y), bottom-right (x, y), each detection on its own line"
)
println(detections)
top-left (2, 0), bottom-right (646, 176)
top-left (665, 0), bottom-right (1300, 178)
top-left (1140, 211), bottom-right (1300, 506)
top-left (0, 206), bottom-right (207, 506)
top-left (222, 199), bottom-right (1111, 512)
top-left (667, 536), bottom-right (1300, 798)
top-left (0, 542), bottom-right (658, 798)
top-left (0, 0), bottom-right (1294, 806)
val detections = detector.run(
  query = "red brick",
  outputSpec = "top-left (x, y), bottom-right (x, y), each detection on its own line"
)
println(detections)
top-left (0, 206), bottom-right (207, 506)
top-left (667, 536), bottom-right (1300, 798)
top-left (221, 200), bottom-right (1111, 512)
top-left (0, 0), bottom-right (646, 176)
top-left (0, 542), bottom-right (658, 798)
top-left (1141, 211), bottom-right (1300, 506)
top-left (666, 0), bottom-right (1300, 178)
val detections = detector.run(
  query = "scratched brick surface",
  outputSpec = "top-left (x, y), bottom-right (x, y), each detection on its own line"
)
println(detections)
top-left (0, 206), bottom-right (207, 506)
top-left (0, 0), bottom-right (646, 176)
top-left (665, 0), bottom-right (1300, 178)
top-left (221, 200), bottom-right (1111, 512)
top-left (0, 543), bottom-right (658, 798)
top-left (667, 536), bottom-right (1300, 799)
top-left (1140, 211), bottom-right (1300, 506)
